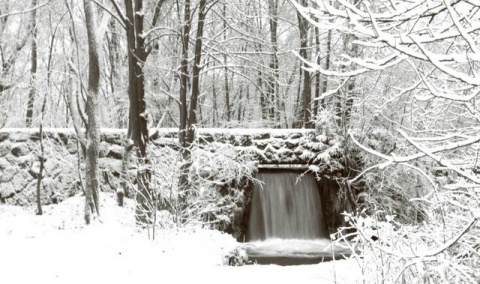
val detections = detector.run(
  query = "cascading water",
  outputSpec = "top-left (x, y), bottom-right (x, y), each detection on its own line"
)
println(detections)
top-left (245, 171), bottom-right (343, 265)
top-left (247, 171), bottom-right (328, 241)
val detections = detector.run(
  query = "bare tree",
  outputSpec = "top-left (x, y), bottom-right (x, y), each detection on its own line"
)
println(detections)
top-left (83, 0), bottom-right (101, 224)
top-left (293, 0), bottom-right (480, 281)
top-left (25, 0), bottom-right (37, 127)
top-left (178, 0), bottom-right (209, 223)
top-left (109, 0), bottom-right (167, 225)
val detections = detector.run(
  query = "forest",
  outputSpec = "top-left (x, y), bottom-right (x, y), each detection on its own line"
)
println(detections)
top-left (1, 0), bottom-right (480, 283)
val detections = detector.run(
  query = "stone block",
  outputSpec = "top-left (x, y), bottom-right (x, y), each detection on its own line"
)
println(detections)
top-left (98, 141), bottom-right (109, 158)
top-left (98, 158), bottom-right (122, 175)
top-left (11, 170), bottom-right (33, 193)
top-left (0, 158), bottom-right (10, 170)
top-left (103, 133), bottom-right (124, 145)
top-left (11, 143), bottom-right (30, 157)
top-left (9, 132), bottom-right (30, 142)
top-left (0, 166), bottom-right (18, 182)
top-left (0, 132), bottom-right (9, 142)
top-left (66, 140), bottom-right (78, 154)
top-left (0, 183), bottom-right (15, 199)
top-left (107, 145), bottom-right (123, 159)
top-left (0, 141), bottom-right (11, 157)
top-left (17, 154), bottom-right (34, 169)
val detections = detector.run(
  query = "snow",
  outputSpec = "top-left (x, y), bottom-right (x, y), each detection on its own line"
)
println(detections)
top-left (0, 128), bottom-right (315, 135)
top-left (0, 193), bottom-right (361, 284)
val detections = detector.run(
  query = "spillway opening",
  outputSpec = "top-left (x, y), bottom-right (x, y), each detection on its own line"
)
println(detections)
top-left (244, 170), bottom-right (348, 265)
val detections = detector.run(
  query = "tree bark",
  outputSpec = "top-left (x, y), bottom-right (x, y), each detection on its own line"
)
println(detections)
top-left (83, 0), bottom-right (101, 224)
top-left (26, 0), bottom-right (37, 127)
top-left (178, 0), bottom-right (192, 216)
top-left (186, 0), bottom-right (207, 145)
top-left (297, 0), bottom-right (312, 128)
top-left (320, 29), bottom-right (332, 111)
top-left (268, 0), bottom-right (279, 122)
top-left (178, 0), bottom-right (208, 224)
top-left (222, 4), bottom-right (231, 122)
top-left (313, 26), bottom-right (320, 117)
top-left (118, 0), bottom-right (152, 224)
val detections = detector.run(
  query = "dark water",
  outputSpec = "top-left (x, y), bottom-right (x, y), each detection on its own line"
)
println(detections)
top-left (247, 171), bottom-right (328, 241)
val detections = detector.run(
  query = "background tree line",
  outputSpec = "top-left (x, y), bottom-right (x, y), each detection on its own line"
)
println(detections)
top-left (0, 0), bottom-right (350, 131)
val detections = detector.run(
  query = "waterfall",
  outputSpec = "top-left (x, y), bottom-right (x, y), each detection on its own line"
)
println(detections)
top-left (247, 171), bottom-right (328, 241)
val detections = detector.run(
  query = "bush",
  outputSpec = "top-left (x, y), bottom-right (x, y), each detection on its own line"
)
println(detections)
top-left (335, 187), bottom-right (480, 284)
top-left (135, 141), bottom-right (257, 236)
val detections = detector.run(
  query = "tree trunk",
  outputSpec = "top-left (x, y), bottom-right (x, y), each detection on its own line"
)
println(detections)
top-left (313, 26), bottom-right (320, 117)
top-left (177, 0), bottom-right (208, 224)
top-left (297, 0), bottom-right (312, 128)
top-left (320, 29), bottom-right (332, 111)
top-left (26, 0), bottom-right (37, 127)
top-left (118, 0), bottom-right (152, 224)
top-left (222, 4), bottom-right (231, 122)
top-left (268, 0), bottom-right (279, 123)
top-left (212, 69), bottom-right (218, 127)
top-left (178, 0), bottom-right (191, 218)
top-left (83, 0), bottom-right (101, 224)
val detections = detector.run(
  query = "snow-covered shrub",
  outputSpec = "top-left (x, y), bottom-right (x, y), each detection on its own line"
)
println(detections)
top-left (223, 246), bottom-right (251, 266)
top-left (358, 165), bottom-right (430, 224)
top-left (335, 187), bottom-right (480, 284)
top-left (142, 141), bottom-right (257, 235)
top-left (185, 143), bottom-right (257, 235)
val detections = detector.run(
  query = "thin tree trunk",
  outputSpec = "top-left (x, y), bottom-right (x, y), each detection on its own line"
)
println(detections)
top-left (212, 70), bottom-right (218, 127)
top-left (313, 26), bottom-right (320, 117)
top-left (297, 0), bottom-right (311, 128)
top-left (237, 84), bottom-right (243, 122)
top-left (178, 0), bottom-right (191, 219)
top-left (258, 69), bottom-right (266, 120)
top-left (268, 0), bottom-right (279, 123)
top-left (293, 63), bottom-right (303, 128)
top-left (83, 0), bottom-right (101, 224)
top-left (320, 29), bottom-right (332, 110)
top-left (122, 0), bottom-right (152, 225)
top-left (26, 0), bottom-right (37, 127)
top-left (186, 0), bottom-right (207, 144)
top-left (223, 4), bottom-right (231, 122)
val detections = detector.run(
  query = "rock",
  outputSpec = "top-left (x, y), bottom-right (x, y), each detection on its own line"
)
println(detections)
top-left (9, 132), bottom-right (30, 142)
top-left (17, 154), bottom-right (33, 169)
top-left (44, 158), bottom-right (58, 173)
top-left (29, 161), bottom-right (41, 178)
top-left (287, 132), bottom-right (302, 139)
top-left (0, 132), bottom-right (9, 142)
top-left (107, 145), bottom-right (123, 159)
top-left (0, 158), bottom-right (10, 170)
top-left (98, 158), bottom-right (122, 175)
top-left (53, 173), bottom-right (77, 200)
top-left (0, 166), bottom-right (18, 182)
top-left (66, 140), bottom-right (78, 154)
top-left (0, 141), bottom-right (11, 157)
top-left (11, 170), bottom-right (32, 193)
top-left (98, 141), bottom-right (109, 158)
top-left (11, 143), bottom-right (30, 157)
top-left (253, 133), bottom-right (270, 140)
top-left (102, 133), bottom-right (124, 145)
top-left (0, 183), bottom-right (15, 199)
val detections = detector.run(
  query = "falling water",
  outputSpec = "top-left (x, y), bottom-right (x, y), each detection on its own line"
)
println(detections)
top-left (247, 171), bottom-right (328, 241)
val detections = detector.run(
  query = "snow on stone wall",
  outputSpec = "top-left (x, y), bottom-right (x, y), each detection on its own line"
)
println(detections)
top-left (0, 128), bottom-right (343, 206)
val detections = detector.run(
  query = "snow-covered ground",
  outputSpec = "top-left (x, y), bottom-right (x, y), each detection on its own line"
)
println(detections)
top-left (0, 193), bottom-right (361, 284)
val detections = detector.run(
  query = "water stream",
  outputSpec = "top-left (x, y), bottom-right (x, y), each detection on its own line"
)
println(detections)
top-left (246, 171), bottom-right (341, 265)
top-left (248, 171), bottom-right (328, 241)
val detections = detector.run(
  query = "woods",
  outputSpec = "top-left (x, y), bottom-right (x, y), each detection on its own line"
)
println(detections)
top-left (0, 0), bottom-right (480, 282)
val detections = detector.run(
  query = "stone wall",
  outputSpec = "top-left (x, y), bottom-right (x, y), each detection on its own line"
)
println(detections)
top-left (0, 129), bottom-right (127, 205)
top-left (0, 128), bottom-right (344, 206)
